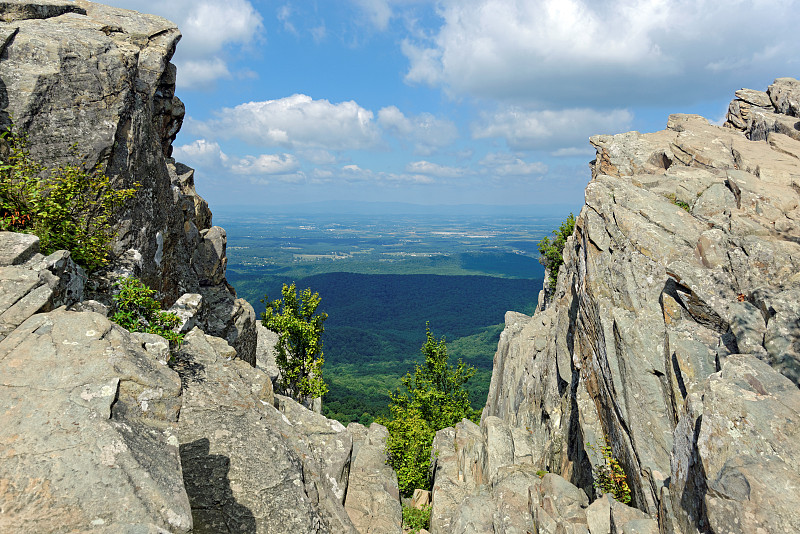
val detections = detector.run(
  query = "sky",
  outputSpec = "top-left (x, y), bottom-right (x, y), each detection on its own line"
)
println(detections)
top-left (102, 0), bottom-right (799, 210)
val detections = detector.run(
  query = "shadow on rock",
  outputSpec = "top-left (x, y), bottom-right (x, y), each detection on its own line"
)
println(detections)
top-left (170, 352), bottom-right (206, 389)
top-left (180, 438), bottom-right (257, 534)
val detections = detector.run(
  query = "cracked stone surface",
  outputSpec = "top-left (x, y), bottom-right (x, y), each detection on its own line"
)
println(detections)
top-left (0, 308), bottom-right (190, 532)
top-left (432, 78), bottom-right (800, 533)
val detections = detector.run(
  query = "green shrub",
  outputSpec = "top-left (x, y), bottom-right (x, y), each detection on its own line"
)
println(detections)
top-left (537, 213), bottom-right (575, 293)
top-left (111, 277), bottom-right (184, 350)
top-left (587, 439), bottom-right (631, 504)
top-left (380, 324), bottom-right (478, 496)
top-left (0, 127), bottom-right (137, 271)
top-left (402, 504), bottom-right (431, 533)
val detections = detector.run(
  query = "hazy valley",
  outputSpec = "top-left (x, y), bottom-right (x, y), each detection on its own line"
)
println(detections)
top-left (217, 208), bottom-right (557, 423)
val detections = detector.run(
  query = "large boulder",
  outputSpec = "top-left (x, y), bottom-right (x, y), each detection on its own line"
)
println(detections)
top-left (344, 423), bottom-right (402, 534)
top-left (173, 328), bottom-right (357, 533)
top-left (0, 308), bottom-right (190, 532)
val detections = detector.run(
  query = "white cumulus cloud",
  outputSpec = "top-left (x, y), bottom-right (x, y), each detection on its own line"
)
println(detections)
top-left (228, 153), bottom-right (300, 175)
top-left (194, 94), bottom-right (381, 151)
top-left (473, 108), bottom-right (633, 150)
top-left (378, 106), bottom-right (458, 154)
top-left (172, 139), bottom-right (228, 168)
top-left (406, 160), bottom-right (465, 178)
top-left (403, 0), bottom-right (800, 106)
top-left (479, 152), bottom-right (548, 177)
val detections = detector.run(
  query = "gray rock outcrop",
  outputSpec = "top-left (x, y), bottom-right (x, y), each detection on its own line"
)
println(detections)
top-left (0, 308), bottom-right (191, 532)
top-left (0, 232), bottom-right (84, 341)
top-left (0, 0), bottom-right (257, 363)
top-left (462, 78), bottom-right (800, 533)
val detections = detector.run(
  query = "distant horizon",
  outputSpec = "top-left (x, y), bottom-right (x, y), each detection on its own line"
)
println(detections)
top-left (103, 0), bottom-right (797, 209)
top-left (211, 199), bottom-right (582, 218)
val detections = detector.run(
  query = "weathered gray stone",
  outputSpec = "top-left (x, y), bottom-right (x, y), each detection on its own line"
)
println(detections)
top-left (0, 0), bottom-right (255, 366)
top-left (734, 88), bottom-right (772, 108)
top-left (274, 393), bottom-right (352, 503)
top-left (671, 355), bottom-right (800, 534)
top-left (0, 231), bottom-right (38, 265)
top-left (344, 423), bottom-right (402, 534)
top-left (473, 78), bottom-right (800, 534)
top-left (768, 76), bottom-right (800, 117)
top-left (609, 500), bottom-right (652, 534)
top-left (0, 308), bottom-right (190, 532)
top-left (167, 292), bottom-right (202, 333)
top-left (256, 321), bottom-right (281, 382)
top-left (68, 299), bottom-right (109, 316)
top-left (192, 226), bottom-right (227, 287)
top-left (586, 494), bottom-right (613, 534)
top-left (0, 237), bottom-right (85, 340)
top-left (411, 488), bottom-right (431, 509)
top-left (174, 327), bottom-right (356, 533)
top-left (198, 284), bottom-right (257, 366)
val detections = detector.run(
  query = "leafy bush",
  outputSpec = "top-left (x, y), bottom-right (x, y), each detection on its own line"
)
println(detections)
top-left (262, 282), bottom-right (329, 404)
top-left (402, 504), bottom-right (431, 533)
top-left (111, 277), bottom-right (184, 350)
top-left (380, 324), bottom-right (479, 496)
top-left (587, 439), bottom-right (631, 504)
top-left (537, 213), bottom-right (575, 293)
top-left (0, 127), bottom-right (137, 271)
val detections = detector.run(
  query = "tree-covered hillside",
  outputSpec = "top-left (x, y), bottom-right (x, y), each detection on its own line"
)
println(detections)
top-left (229, 271), bottom-right (541, 424)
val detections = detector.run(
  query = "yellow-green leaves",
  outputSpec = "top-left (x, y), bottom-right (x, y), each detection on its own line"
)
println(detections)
top-left (262, 282), bottom-right (328, 404)
top-left (380, 324), bottom-right (478, 496)
top-left (0, 126), bottom-right (137, 271)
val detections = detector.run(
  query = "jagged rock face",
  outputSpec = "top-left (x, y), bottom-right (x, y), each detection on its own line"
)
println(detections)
top-left (173, 328), bottom-right (359, 534)
top-left (0, 308), bottom-right (191, 532)
top-left (0, 0), bottom-right (257, 363)
top-left (0, 0), bottom-right (185, 297)
top-left (0, 232), bottom-right (85, 341)
top-left (479, 78), bottom-right (800, 532)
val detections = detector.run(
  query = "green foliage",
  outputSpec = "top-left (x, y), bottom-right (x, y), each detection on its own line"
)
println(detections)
top-left (537, 213), bottom-right (575, 292)
top-left (262, 282), bottom-right (329, 404)
top-left (587, 439), bottom-right (631, 504)
top-left (110, 277), bottom-right (184, 350)
top-left (402, 504), bottom-right (432, 533)
top-left (664, 193), bottom-right (691, 212)
top-left (380, 325), bottom-right (479, 496)
top-left (0, 127), bottom-right (137, 271)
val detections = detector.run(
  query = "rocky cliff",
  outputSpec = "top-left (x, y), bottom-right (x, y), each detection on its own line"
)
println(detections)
top-left (426, 78), bottom-right (800, 533)
top-left (0, 0), bottom-right (256, 363)
top-left (1, 1), bottom-right (799, 533)
top-left (0, 2), bottom-right (402, 533)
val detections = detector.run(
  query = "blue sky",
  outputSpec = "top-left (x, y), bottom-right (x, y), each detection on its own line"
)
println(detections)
top-left (104, 0), bottom-right (799, 209)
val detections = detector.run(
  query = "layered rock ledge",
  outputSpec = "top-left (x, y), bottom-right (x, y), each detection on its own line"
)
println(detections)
top-left (430, 78), bottom-right (800, 533)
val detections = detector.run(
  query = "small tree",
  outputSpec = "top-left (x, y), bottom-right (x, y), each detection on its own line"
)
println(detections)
top-left (262, 282), bottom-right (328, 405)
top-left (538, 213), bottom-right (575, 293)
top-left (381, 324), bottom-right (478, 495)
